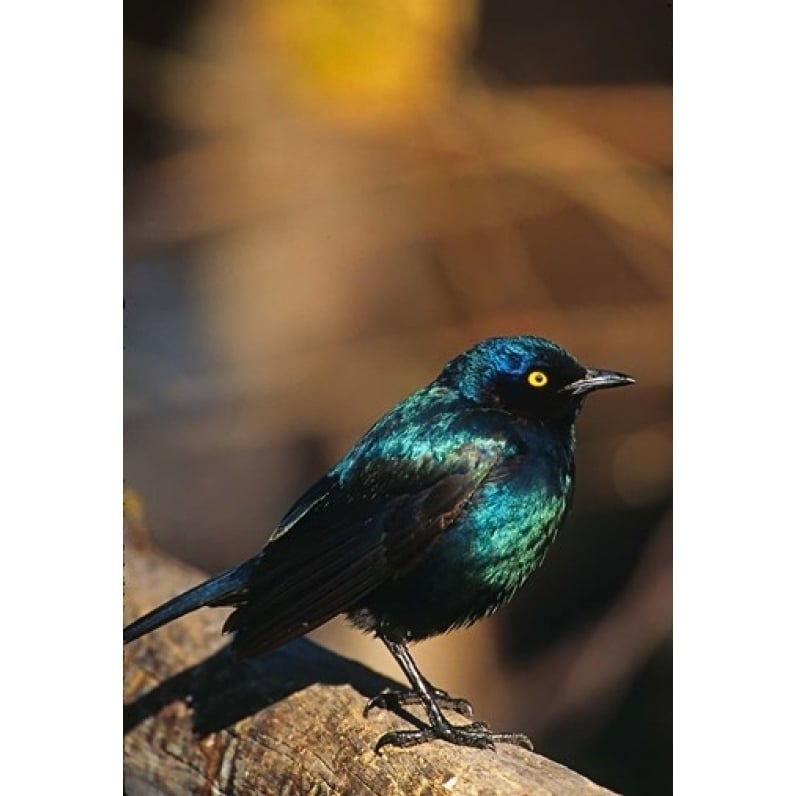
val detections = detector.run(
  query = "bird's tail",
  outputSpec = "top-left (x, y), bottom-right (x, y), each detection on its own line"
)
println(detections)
top-left (123, 560), bottom-right (253, 644)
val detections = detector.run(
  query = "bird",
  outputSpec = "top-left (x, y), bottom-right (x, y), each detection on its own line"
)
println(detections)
top-left (124, 335), bottom-right (634, 752)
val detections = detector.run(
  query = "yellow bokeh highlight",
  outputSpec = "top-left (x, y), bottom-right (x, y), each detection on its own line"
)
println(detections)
top-left (124, 488), bottom-right (145, 524)
top-left (246, 0), bottom-right (478, 127)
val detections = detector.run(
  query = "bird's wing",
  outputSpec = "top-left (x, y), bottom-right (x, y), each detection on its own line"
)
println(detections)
top-left (224, 434), bottom-right (508, 657)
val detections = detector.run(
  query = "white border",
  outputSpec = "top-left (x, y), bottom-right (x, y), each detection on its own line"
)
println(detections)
top-left (0, 3), bottom-right (120, 790)
top-left (675, 2), bottom-right (795, 792)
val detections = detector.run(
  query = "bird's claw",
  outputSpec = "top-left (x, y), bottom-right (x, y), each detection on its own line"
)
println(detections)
top-left (375, 719), bottom-right (532, 753)
top-left (364, 687), bottom-right (473, 718)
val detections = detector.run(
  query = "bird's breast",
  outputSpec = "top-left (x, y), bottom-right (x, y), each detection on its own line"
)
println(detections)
top-left (453, 445), bottom-right (573, 594)
top-left (353, 433), bottom-right (575, 641)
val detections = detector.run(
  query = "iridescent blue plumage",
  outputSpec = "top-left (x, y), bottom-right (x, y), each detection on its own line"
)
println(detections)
top-left (124, 335), bottom-right (633, 751)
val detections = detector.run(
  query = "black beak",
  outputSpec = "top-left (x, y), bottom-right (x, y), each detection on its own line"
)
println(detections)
top-left (562, 368), bottom-right (635, 396)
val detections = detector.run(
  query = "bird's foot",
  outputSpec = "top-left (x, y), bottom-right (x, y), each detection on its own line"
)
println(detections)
top-left (374, 719), bottom-right (533, 753)
top-left (364, 687), bottom-right (473, 718)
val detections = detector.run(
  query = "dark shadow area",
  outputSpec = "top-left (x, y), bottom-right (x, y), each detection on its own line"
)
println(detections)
top-left (547, 641), bottom-right (673, 796)
top-left (472, 0), bottom-right (672, 85)
top-left (124, 637), bottom-right (418, 738)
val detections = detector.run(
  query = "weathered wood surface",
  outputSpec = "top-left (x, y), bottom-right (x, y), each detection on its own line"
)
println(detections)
top-left (123, 543), bottom-right (618, 795)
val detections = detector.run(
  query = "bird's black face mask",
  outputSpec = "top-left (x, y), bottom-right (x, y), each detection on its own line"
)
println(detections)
top-left (489, 366), bottom-right (579, 421)
top-left (488, 365), bottom-right (633, 425)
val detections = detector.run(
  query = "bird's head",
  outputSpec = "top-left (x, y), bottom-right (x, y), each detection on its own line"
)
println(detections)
top-left (438, 336), bottom-right (634, 424)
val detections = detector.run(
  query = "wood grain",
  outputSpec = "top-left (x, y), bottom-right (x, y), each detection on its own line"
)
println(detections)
top-left (124, 543), bottom-right (618, 795)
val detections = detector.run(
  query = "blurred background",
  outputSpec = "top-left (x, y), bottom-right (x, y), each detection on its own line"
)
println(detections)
top-left (124, 2), bottom-right (671, 793)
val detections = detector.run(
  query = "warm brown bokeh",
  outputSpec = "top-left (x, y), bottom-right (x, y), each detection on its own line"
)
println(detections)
top-left (125, 3), bottom-right (671, 792)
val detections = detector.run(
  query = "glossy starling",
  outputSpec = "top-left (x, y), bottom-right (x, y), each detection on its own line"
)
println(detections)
top-left (124, 336), bottom-right (634, 751)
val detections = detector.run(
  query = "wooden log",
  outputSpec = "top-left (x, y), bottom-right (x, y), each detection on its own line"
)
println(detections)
top-left (124, 542), bottom-right (617, 795)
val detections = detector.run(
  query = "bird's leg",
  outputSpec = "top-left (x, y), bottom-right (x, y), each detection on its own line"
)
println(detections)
top-left (364, 678), bottom-right (473, 718)
top-left (373, 636), bottom-right (532, 753)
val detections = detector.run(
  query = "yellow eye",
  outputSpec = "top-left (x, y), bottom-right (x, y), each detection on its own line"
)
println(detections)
top-left (527, 370), bottom-right (548, 388)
